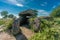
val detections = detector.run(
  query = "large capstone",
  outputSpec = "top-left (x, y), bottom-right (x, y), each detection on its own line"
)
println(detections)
top-left (19, 9), bottom-right (37, 26)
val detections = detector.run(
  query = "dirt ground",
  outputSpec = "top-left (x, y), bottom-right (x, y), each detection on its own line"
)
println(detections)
top-left (0, 27), bottom-right (34, 40)
top-left (0, 32), bottom-right (16, 40)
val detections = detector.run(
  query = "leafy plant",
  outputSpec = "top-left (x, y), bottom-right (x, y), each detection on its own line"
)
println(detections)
top-left (50, 6), bottom-right (60, 17)
top-left (0, 20), bottom-right (5, 25)
top-left (29, 17), bottom-right (60, 40)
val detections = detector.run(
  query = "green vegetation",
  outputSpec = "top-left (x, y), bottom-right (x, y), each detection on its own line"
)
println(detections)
top-left (29, 18), bottom-right (60, 40)
top-left (0, 18), bottom-right (13, 31)
top-left (29, 6), bottom-right (60, 40)
top-left (0, 6), bottom-right (60, 40)
top-left (1, 11), bottom-right (8, 18)
top-left (1, 11), bottom-right (15, 18)
top-left (8, 14), bottom-right (15, 18)
top-left (32, 10), bottom-right (38, 18)
top-left (29, 18), bottom-right (36, 31)
top-left (4, 18), bottom-right (13, 30)
top-left (0, 20), bottom-right (5, 25)
top-left (50, 6), bottom-right (60, 17)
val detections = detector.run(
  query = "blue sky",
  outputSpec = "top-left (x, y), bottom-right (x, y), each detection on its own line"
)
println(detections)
top-left (0, 0), bottom-right (60, 18)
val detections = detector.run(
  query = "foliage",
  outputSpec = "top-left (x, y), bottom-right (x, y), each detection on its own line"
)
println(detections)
top-left (30, 26), bottom-right (60, 40)
top-left (1, 11), bottom-right (15, 18)
top-left (50, 6), bottom-right (60, 17)
top-left (0, 20), bottom-right (5, 25)
top-left (1, 11), bottom-right (8, 18)
top-left (29, 18), bottom-right (36, 31)
top-left (32, 10), bottom-right (38, 18)
top-left (0, 18), bottom-right (13, 31)
top-left (29, 17), bottom-right (60, 40)
top-left (4, 18), bottom-right (14, 30)
top-left (8, 14), bottom-right (15, 18)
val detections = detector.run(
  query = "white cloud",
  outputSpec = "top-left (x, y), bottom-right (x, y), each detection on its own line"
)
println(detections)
top-left (44, 2), bottom-right (47, 5)
top-left (14, 14), bottom-right (19, 18)
top-left (38, 10), bottom-right (49, 16)
top-left (0, 16), bottom-right (2, 18)
top-left (16, 3), bottom-right (24, 7)
top-left (40, 4), bottom-right (45, 6)
top-left (1, 0), bottom-right (24, 7)
top-left (0, 10), bottom-right (2, 18)
top-left (40, 2), bottom-right (47, 6)
top-left (16, 16), bottom-right (19, 18)
top-left (52, 5), bottom-right (56, 8)
top-left (0, 14), bottom-right (2, 18)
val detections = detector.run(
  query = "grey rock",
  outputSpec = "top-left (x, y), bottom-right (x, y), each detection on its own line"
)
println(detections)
top-left (33, 18), bottom-right (41, 32)
top-left (11, 18), bottom-right (21, 35)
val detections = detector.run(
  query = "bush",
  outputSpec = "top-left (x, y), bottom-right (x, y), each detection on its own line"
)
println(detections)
top-left (0, 20), bottom-right (5, 25)
top-left (50, 6), bottom-right (60, 17)
top-left (4, 18), bottom-right (14, 31)
top-left (29, 17), bottom-right (60, 40)
top-left (29, 25), bottom-right (60, 40)
top-left (29, 18), bottom-right (35, 31)
top-left (29, 18), bottom-right (41, 32)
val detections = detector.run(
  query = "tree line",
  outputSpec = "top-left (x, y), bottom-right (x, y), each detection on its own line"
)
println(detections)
top-left (0, 11), bottom-right (16, 18)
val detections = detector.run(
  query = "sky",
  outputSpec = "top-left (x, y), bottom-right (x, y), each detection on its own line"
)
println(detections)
top-left (0, 0), bottom-right (60, 18)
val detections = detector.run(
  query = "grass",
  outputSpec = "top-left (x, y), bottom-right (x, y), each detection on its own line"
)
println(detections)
top-left (0, 20), bottom-right (5, 25)
top-left (0, 18), bottom-right (13, 31)
top-left (4, 18), bottom-right (13, 31)
top-left (29, 17), bottom-right (60, 40)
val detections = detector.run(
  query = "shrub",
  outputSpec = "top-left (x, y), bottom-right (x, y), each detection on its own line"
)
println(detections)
top-left (4, 19), bottom-right (14, 31)
top-left (29, 25), bottom-right (60, 40)
top-left (29, 18), bottom-right (35, 31)
top-left (0, 20), bottom-right (5, 25)
top-left (29, 18), bottom-right (41, 32)
top-left (29, 17), bottom-right (60, 40)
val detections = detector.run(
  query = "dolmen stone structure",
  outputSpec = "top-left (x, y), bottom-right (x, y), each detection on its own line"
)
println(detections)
top-left (11, 9), bottom-right (41, 35)
top-left (11, 18), bottom-right (21, 35)
top-left (33, 18), bottom-right (41, 32)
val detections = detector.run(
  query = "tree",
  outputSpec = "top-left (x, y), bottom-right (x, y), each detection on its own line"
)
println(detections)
top-left (33, 10), bottom-right (38, 17)
top-left (8, 14), bottom-right (14, 18)
top-left (1, 11), bottom-right (8, 18)
top-left (50, 6), bottom-right (60, 17)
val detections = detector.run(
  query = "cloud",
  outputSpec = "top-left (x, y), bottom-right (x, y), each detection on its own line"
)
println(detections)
top-left (0, 16), bottom-right (2, 18)
top-left (13, 14), bottom-right (19, 18)
top-left (0, 13), bottom-right (2, 18)
top-left (16, 3), bottom-right (23, 7)
top-left (44, 2), bottom-right (47, 5)
top-left (38, 10), bottom-right (49, 16)
top-left (40, 2), bottom-right (47, 6)
top-left (1, 0), bottom-right (24, 7)
top-left (52, 5), bottom-right (56, 8)
top-left (40, 4), bottom-right (45, 6)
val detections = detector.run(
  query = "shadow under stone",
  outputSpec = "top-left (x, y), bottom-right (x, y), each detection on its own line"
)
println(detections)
top-left (15, 33), bottom-right (28, 40)
top-left (6, 29), bottom-right (28, 40)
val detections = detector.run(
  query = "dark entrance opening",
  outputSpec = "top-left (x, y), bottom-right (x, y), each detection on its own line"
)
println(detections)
top-left (20, 14), bottom-right (32, 26)
top-left (19, 9), bottom-right (36, 26)
top-left (20, 17), bottom-right (29, 26)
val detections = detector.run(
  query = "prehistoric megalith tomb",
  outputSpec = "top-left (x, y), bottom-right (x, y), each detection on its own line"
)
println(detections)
top-left (19, 9), bottom-right (37, 26)
top-left (11, 9), bottom-right (38, 35)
